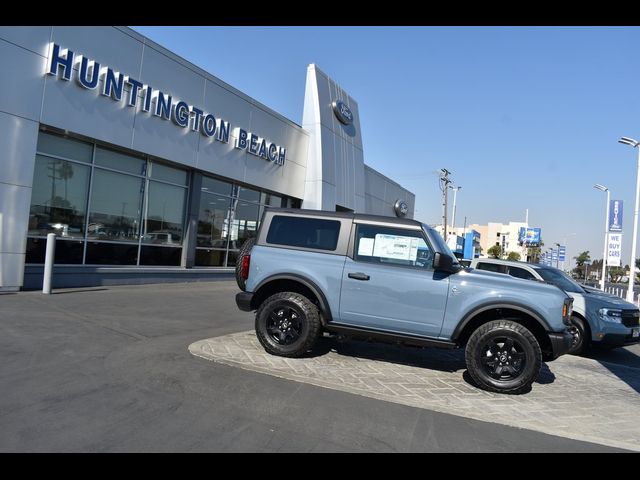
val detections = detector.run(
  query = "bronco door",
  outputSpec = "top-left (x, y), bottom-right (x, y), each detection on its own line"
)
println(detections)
top-left (338, 223), bottom-right (450, 337)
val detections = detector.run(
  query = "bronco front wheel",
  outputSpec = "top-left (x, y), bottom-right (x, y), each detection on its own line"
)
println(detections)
top-left (465, 319), bottom-right (542, 394)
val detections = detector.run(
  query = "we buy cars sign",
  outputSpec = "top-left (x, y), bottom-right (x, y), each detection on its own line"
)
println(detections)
top-left (607, 233), bottom-right (622, 267)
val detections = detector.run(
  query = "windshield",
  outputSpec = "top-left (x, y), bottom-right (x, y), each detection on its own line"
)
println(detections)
top-left (423, 224), bottom-right (460, 266)
top-left (535, 267), bottom-right (585, 294)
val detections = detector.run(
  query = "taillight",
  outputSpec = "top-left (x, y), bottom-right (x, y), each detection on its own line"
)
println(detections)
top-left (241, 255), bottom-right (250, 280)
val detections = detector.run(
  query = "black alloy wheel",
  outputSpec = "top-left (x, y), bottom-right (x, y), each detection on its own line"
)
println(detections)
top-left (465, 319), bottom-right (542, 394)
top-left (266, 305), bottom-right (304, 345)
top-left (255, 292), bottom-right (322, 358)
top-left (479, 336), bottom-right (527, 381)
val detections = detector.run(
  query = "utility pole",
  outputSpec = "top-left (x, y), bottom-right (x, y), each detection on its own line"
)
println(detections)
top-left (439, 168), bottom-right (452, 240)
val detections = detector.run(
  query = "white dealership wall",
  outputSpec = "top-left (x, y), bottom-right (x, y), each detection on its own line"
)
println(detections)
top-left (0, 26), bottom-right (415, 291)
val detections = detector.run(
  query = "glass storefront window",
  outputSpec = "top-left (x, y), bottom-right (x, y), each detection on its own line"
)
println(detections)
top-left (26, 237), bottom-right (84, 264)
top-left (28, 131), bottom-right (299, 269)
top-left (95, 147), bottom-right (146, 176)
top-left (37, 132), bottom-right (93, 163)
top-left (195, 248), bottom-right (227, 267)
top-left (238, 186), bottom-right (260, 203)
top-left (201, 176), bottom-right (232, 197)
top-left (260, 192), bottom-right (282, 207)
top-left (28, 155), bottom-right (90, 238)
top-left (149, 162), bottom-right (188, 185)
top-left (197, 194), bottom-right (231, 247)
top-left (140, 246), bottom-right (182, 266)
top-left (142, 182), bottom-right (186, 246)
top-left (230, 199), bottom-right (260, 244)
top-left (88, 169), bottom-right (143, 242)
top-left (85, 241), bottom-right (139, 265)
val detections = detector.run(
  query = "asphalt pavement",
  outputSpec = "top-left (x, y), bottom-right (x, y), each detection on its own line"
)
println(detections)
top-left (0, 280), bottom-right (636, 452)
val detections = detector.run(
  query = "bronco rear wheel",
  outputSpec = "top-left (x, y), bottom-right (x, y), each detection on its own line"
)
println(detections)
top-left (255, 292), bottom-right (321, 358)
top-left (465, 319), bottom-right (542, 394)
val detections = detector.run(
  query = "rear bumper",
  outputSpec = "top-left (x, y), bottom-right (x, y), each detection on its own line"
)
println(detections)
top-left (235, 292), bottom-right (254, 311)
top-left (548, 330), bottom-right (574, 360)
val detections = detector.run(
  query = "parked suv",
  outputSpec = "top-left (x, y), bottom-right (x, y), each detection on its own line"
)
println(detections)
top-left (235, 209), bottom-right (574, 394)
top-left (469, 258), bottom-right (640, 354)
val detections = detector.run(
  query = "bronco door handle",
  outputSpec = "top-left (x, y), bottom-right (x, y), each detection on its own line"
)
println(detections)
top-left (348, 272), bottom-right (370, 281)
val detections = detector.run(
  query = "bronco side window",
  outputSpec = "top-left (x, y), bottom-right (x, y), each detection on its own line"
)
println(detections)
top-left (266, 215), bottom-right (341, 251)
top-left (354, 224), bottom-right (433, 269)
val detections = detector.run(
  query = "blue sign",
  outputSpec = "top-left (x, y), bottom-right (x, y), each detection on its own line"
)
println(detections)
top-left (519, 227), bottom-right (542, 246)
top-left (558, 245), bottom-right (566, 262)
top-left (609, 200), bottom-right (623, 232)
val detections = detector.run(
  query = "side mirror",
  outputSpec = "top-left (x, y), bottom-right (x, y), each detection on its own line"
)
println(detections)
top-left (433, 252), bottom-right (455, 272)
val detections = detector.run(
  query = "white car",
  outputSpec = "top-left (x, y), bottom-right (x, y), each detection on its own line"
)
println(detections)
top-left (469, 258), bottom-right (640, 355)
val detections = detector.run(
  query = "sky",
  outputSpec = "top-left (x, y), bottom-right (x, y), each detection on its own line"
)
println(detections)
top-left (132, 26), bottom-right (640, 268)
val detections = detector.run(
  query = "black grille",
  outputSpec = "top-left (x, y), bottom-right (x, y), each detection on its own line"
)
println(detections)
top-left (622, 310), bottom-right (640, 328)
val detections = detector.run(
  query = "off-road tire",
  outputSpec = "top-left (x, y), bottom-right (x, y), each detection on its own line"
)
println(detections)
top-left (465, 319), bottom-right (542, 394)
top-left (255, 292), bottom-right (322, 358)
top-left (567, 315), bottom-right (589, 355)
top-left (234, 237), bottom-right (256, 291)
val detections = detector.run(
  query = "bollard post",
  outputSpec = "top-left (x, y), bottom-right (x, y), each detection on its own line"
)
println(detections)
top-left (42, 233), bottom-right (56, 294)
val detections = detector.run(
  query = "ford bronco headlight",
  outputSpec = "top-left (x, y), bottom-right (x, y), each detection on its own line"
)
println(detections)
top-left (598, 308), bottom-right (623, 324)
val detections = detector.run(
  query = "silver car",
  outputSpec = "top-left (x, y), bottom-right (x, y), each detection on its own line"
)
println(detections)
top-left (470, 258), bottom-right (640, 354)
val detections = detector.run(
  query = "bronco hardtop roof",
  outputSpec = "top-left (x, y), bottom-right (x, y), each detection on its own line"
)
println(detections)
top-left (263, 207), bottom-right (423, 227)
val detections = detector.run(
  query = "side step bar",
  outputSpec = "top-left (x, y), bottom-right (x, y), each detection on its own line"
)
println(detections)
top-left (324, 323), bottom-right (458, 350)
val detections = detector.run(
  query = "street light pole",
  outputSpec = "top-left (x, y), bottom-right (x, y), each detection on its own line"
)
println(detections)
top-left (439, 169), bottom-right (452, 241)
top-left (594, 184), bottom-right (610, 291)
top-left (619, 136), bottom-right (640, 302)
top-left (450, 185), bottom-right (462, 232)
top-left (555, 242), bottom-right (560, 269)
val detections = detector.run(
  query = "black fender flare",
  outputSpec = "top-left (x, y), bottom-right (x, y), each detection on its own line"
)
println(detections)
top-left (451, 302), bottom-right (551, 341)
top-left (253, 274), bottom-right (333, 322)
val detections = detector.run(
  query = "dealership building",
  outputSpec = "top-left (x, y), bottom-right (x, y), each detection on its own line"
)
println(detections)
top-left (0, 26), bottom-right (414, 291)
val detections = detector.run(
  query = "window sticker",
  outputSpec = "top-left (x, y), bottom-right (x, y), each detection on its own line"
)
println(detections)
top-left (358, 237), bottom-right (375, 256)
top-left (373, 234), bottom-right (420, 261)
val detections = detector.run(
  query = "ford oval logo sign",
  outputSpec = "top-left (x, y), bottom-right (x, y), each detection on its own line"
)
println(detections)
top-left (332, 100), bottom-right (353, 125)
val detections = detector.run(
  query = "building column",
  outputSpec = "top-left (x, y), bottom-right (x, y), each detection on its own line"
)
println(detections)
top-left (181, 172), bottom-right (202, 269)
top-left (0, 114), bottom-right (39, 291)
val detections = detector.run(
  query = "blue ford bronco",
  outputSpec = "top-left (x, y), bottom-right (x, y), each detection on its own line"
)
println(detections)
top-left (235, 209), bottom-right (574, 394)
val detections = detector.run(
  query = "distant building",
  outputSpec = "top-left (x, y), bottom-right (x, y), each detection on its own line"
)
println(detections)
top-left (432, 225), bottom-right (480, 259)
top-left (442, 222), bottom-right (529, 260)
top-left (463, 230), bottom-right (481, 259)
top-left (467, 222), bottom-right (528, 259)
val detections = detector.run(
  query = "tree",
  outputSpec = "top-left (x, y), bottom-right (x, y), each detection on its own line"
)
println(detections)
top-left (573, 251), bottom-right (591, 279)
top-left (507, 251), bottom-right (521, 261)
top-left (487, 245), bottom-right (502, 259)
top-left (527, 240), bottom-right (544, 263)
top-left (574, 251), bottom-right (590, 267)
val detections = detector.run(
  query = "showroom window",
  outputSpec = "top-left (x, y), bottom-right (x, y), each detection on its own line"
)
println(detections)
top-left (27, 129), bottom-right (299, 268)
top-left (195, 178), bottom-right (287, 267)
top-left (27, 131), bottom-right (188, 266)
top-left (27, 134), bottom-right (92, 264)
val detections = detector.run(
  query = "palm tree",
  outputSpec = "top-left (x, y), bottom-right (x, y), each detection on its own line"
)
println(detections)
top-left (59, 162), bottom-right (74, 201)
top-left (574, 251), bottom-right (591, 280)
